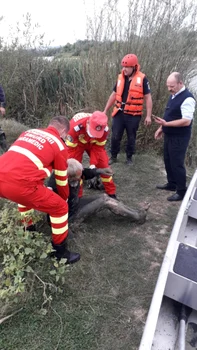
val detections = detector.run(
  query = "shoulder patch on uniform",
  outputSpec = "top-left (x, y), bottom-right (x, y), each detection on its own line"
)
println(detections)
top-left (74, 125), bottom-right (80, 132)
top-left (66, 135), bottom-right (73, 142)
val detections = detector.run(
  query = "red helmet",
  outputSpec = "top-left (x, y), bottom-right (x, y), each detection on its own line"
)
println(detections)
top-left (121, 54), bottom-right (138, 67)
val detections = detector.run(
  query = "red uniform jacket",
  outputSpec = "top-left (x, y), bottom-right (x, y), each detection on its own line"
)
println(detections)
top-left (0, 126), bottom-right (69, 201)
top-left (65, 113), bottom-right (109, 167)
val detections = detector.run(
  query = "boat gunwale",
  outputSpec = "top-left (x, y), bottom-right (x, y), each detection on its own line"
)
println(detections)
top-left (139, 169), bottom-right (197, 350)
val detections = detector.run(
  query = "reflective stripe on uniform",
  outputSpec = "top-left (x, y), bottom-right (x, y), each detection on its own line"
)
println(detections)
top-left (9, 145), bottom-right (51, 177)
top-left (65, 140), bottom-right (78, 147)
top-left (54, 169), bottom-right (67, 176)
top-left (90, 140), bottom-right (107, 146)
top-left (55, 179), bottom-right (68, 186)
top-left (50, 213), bottom-right (68, 224)
top-left (52, 224), bottom-right (68, 235)
top-left (54, 169), bottom-right (68, 186)
top-left (79, 139), bottom-right (88, 144)
top-left (100, 176), bottom-right (112, 182)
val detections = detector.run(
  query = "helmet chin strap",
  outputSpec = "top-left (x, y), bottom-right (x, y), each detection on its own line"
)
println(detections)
top-left (128, 66), bottom-right (137, 78)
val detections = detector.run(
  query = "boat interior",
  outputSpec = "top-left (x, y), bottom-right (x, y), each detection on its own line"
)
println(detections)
top-left (140, 171), bottom-right (197, 349)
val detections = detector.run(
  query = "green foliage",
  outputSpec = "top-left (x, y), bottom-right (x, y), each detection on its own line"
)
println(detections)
top-left (0, 119), bottom-right (28, 148)
top-left (0, 202), bottom-right (68, 312)
top-left (1, 0), bottom-right (197, 133)
top-left (0, 0), bottom-right (197, 153)
top-left (185, 110), bottom-right (197, 167)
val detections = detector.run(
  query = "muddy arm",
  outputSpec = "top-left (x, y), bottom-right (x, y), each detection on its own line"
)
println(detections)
top-left (69, 194), bottom-right (108, 225)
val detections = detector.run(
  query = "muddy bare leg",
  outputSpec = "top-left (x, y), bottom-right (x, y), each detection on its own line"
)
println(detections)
top-left (104, 194), bottom-right (149, 224)
top-left (69, 193), bottom-right (149, 226)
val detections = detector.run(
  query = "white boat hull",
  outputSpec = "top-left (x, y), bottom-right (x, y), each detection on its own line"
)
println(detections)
top-left (139, 170), bottom-right (197, 350)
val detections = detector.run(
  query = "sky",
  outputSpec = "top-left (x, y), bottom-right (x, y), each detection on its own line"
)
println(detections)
top-left (0, 0), bottom-right (105, 47)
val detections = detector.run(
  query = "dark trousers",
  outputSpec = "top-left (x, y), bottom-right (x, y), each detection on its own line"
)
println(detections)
top-left (0, 131), bottom-right (8, 153)
top-left (164, 133), bottom-right (190, 196)
top-left (111, 114), bottom-right (141, 158)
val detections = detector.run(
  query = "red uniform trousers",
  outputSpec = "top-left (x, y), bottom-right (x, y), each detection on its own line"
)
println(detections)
top-left (0, 180), bottom-right (68, 245)
top-left (68, 144), bottom-right (116, 197)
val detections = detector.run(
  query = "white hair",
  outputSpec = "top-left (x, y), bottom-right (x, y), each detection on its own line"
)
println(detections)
top-left (67, 158), bottom-right (83, 177)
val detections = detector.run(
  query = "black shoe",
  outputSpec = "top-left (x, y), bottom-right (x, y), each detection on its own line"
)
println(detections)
top-left (109, 157), bottom-right (117, 165)
top-left (125, 158), bottom-right (132, 165)
top-left (62, 249), bottom-right (80, 264)
top-left (167, 193), bottom-right (183, 202)
top-left (156, 183), bottom-right (176, 191)
top-left (52, 241), bottom-right (80, 264)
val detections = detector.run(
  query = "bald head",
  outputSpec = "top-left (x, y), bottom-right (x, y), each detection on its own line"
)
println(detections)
top-left (166, 72), bottom-right (184, 94)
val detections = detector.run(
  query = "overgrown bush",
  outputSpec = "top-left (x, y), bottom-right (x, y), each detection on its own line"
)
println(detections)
top-left (1, 0), bottom-right (197, 132)
top-left (0, 202), bottom-right (68, 316)
top-left (0, 1), bottom-right (196, 174)
top-left (0, 118), bottom-right (28, 148)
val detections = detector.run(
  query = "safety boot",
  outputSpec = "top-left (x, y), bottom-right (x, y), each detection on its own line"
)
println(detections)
top-left (52, 240), bottom-right (80, 264)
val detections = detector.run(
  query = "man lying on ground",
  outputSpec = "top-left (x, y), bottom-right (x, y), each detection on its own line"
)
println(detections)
top-left (47, 158), bottom-right (149, 226)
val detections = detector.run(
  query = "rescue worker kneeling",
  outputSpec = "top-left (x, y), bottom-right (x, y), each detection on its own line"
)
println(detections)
top-left (65, 111), bottom-right (117, 199)
top-left (0, 116), bottom-right (80, 265)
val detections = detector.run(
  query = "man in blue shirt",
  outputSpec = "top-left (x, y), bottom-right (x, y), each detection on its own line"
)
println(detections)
top-left (154, 72), bottom-right (196, 201)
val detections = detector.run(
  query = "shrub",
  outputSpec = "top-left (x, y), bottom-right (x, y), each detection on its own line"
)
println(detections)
top-left (0, 202), bottom-right (68, 315)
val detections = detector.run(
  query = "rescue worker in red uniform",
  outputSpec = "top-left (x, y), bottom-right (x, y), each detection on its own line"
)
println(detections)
top-left (103, 54), bottom-right (152, 165)
top-left (65, 111), bottom-right (117, 199)
top-left (0, 116), bottom-right (80, 264)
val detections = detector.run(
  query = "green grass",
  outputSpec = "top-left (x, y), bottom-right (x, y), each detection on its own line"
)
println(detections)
top-left (0, 152), bottom-right (192, 350)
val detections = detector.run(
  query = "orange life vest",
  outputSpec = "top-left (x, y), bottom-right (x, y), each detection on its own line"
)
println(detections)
top-left (112, 70), bottom-right (145, 117)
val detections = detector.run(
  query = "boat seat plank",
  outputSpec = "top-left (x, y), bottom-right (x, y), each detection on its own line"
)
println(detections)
top-left (174, 243), bottom-right (197, 282)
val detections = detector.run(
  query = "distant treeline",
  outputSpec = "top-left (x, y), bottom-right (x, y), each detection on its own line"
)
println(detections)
top-left (43, 40), bottom-right (99, 57)
top-left (0, 0), bottom-right (197, 163)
